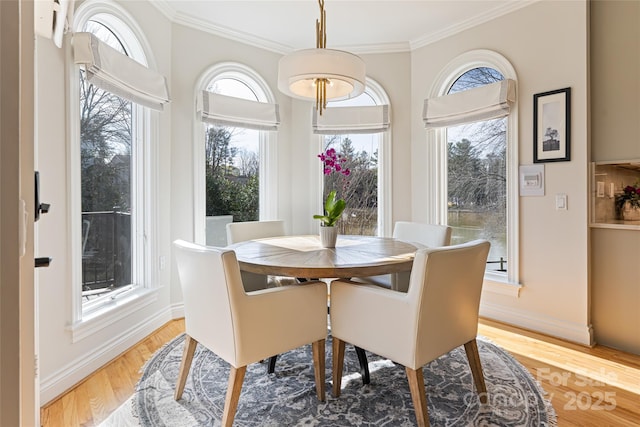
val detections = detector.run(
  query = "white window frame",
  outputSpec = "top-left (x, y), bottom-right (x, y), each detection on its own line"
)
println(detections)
top-left (68, 0), bottom-right (160, 340)
top-left (318, 78), bottom-right (393, 237)
top-left (193, 63), bottom-right (279, 244)
top-left (427, 49), bottom-right (521, 295)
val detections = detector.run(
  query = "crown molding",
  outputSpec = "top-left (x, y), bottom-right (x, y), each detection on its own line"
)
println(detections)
top-left (345, 42), bottom-right (411, 55)
top-left (174, 11), bottom-right (292, 54)
top-left (410, 0), bottom-right (540, 50)
top-left (150, 0), bottom-right (539, 55)
top-left (148, 0), bottom-right (176, 21)
top-left (151, 0), bottom-right (291, 54)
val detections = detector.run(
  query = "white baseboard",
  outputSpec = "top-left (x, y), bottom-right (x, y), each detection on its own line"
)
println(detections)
top-left (480, 301), bottom-right (594, 346)
top-left (40, 307), bottom-right (172, 406)
top-left (170, 302), bottom-right (184, 319)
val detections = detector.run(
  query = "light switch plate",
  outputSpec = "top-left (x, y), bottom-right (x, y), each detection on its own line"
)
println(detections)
top-left (556, 193), bottom-right (567, 210)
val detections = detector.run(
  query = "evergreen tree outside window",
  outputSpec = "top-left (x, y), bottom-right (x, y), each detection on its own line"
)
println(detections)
top-left (204, 78), bottom-right (260, 224)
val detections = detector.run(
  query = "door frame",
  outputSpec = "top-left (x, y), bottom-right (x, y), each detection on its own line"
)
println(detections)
top-left (0, 0), bottom-right (38, 425)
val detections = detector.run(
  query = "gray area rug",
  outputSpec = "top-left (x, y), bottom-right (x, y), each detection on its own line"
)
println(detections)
top-left (124, 334), bottom-right (555, 426)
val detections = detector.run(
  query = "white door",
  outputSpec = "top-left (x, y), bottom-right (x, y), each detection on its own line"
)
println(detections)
top-left (0, 0), bottom-right (38, 425)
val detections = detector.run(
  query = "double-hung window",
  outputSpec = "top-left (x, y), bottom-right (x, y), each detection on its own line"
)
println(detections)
top-left (71, 2), bottom-right (168, 326)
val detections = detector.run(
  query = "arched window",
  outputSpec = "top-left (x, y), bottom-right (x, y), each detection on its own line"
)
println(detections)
top-left (447, 67), bottom-right (507, 267)
top-left (70, 1), bottom-right (166, 326)
top-left (425, 50), bottom-right (520, 290)
top-left (194, 64), bottom-right (279, 246)
top-left (319, 79), bottom-right (392, 236)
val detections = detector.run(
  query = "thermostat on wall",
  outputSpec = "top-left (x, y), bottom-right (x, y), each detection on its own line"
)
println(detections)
top-left (519, 164), bottom-right (545, 196)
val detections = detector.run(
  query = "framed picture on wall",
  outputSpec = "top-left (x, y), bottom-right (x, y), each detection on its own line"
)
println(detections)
top-left (533, 87), bottom-right (571, 163)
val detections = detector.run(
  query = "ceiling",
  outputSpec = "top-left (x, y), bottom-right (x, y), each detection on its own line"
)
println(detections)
top-left (151, 0), bottom-right (536, 54)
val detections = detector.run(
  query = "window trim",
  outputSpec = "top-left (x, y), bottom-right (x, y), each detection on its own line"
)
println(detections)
top-left (367, 79), bottom-right (393, 238)
top-left (193, 62), bottom-right (279, 244)
top-left (318, 78), bottom-right (393, 237)
top-left (427, 49), bottom-right (521, 291)
top-left (69, 0), bottom-right (161, 335)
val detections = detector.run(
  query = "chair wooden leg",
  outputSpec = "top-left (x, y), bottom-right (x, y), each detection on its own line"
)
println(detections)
top-left (222, 365), bottom-right (246, 427)
top-left (174, 335), bottom-right (198, 400)
top-left (332, 337), bottom-right (346, 397)
top-left (464, 338), bottom-right (487, 403)
top-left (312, 339), bottom-right (326, 402)
top-left (405, 366), bottom-right (430, 427)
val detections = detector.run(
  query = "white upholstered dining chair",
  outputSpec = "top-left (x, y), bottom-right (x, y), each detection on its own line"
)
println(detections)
top-left (226, 220), bottom-right (298, 292)
top-left (226, 220), bottom-right (301, 373)
top-left (330, 239), bottom-right (490, 427)
top-left (172, 240), bottom-right (328, 427)
top-left (354, 221), bottom-right (452, 292)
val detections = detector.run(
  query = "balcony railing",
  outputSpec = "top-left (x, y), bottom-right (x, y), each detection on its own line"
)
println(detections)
top-left (82, 210), bottom-right (131, 300)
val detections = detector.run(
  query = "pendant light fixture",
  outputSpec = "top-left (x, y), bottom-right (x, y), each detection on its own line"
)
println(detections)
top-left (277, 0), bottom-right (366, 115)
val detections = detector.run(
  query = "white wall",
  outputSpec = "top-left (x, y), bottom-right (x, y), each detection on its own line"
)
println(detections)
top-left (36, 0), bottom-right (174, 404)
top-left (168, 24), bottom-right (286, 305)
top-left (362, 52), bottom-right (413, 224)
top-left (35, 0), bottom-right (598, 406)
top-left (410, 0), bottom-right (591, 344)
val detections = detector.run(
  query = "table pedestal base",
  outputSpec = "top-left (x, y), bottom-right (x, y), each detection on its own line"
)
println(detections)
top-left (267, 345), bottom-right (370, 385)
top-left (354, 346), bottom-right (370, 384)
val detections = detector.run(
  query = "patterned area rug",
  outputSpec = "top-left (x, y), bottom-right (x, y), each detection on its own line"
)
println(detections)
top-left (105, 334), bottom-right (556, 426)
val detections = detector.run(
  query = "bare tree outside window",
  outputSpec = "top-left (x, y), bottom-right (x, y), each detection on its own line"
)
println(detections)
top-left (447, 67), bottom-right (508, 272)
top-left (321, 90), bottom-right (381, 236)
top-left (80, 21), bottom-right (134, 302)
top-left (322, 135), bottom-right (379, 235)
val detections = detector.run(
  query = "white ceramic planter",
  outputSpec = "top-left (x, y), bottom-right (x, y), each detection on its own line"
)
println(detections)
top-left (320, 226), bottom-right (338, 248)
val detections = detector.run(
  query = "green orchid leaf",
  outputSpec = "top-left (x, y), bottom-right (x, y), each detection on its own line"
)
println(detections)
top-left (324, 190), bottom-right (338, 212)
top-left (314, 189), bottom-right (346, 227)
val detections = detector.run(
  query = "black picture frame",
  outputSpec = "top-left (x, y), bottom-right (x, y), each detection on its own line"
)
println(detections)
top-left (533, 87), bottom-right (571, 163)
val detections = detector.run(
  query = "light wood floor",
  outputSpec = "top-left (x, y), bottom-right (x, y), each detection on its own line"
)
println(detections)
top-left (40, 318), bottom-right (640, 427)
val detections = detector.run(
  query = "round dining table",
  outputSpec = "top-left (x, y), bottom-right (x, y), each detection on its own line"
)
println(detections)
top-left (227, 234), bottom-right (417, 280)
top-left (228, 234), bottom-right (418, 385)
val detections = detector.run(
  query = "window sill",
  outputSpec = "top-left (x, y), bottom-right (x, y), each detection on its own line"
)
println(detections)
top-left (68, 287), bottom-right (158, 343)
top-left (483, 276), bottom-right (523, 297)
